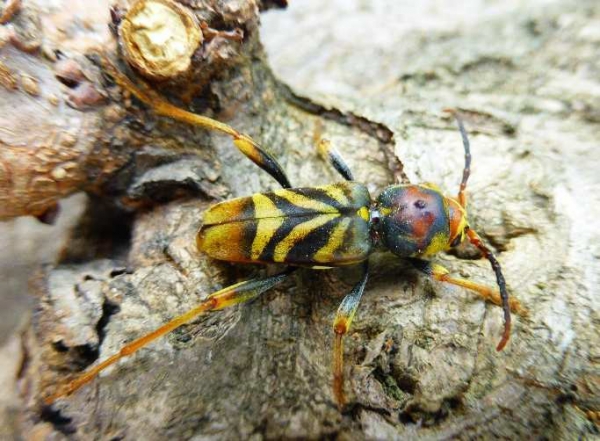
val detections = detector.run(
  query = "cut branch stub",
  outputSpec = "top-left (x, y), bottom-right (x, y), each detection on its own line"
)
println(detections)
top-left (119, 0), bottom-right (202, 81)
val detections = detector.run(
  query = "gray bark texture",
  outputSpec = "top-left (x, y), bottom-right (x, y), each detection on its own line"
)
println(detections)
top-left (1, 0), bottom-right (599, 439)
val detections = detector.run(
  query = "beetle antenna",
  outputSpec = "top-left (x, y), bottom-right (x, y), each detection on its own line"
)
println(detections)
top-left (466, 228), bottom-right (511, 351)
top-left (454, 113), bottom-right (472, 208)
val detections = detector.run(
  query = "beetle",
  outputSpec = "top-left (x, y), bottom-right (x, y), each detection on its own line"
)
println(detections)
top-left (45, 59), bottom-right (523, 406)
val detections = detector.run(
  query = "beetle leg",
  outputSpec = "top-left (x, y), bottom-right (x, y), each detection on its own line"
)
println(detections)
top-left (317, 139), bottom-right (354, 181)
top-left (410, 258), bottom-right (525, 351)
top-left (332, 262), bottom-right (368, 407)
top-left (410, 259), bottom-right (524, 315)
top-left (45, 270), bottom-right (293, 404)
top-left (101, 57), bottom-right (291, 188)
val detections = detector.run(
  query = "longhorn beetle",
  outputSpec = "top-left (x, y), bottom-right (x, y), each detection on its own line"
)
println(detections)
top-left (45, 58), bottom-right (524, 406)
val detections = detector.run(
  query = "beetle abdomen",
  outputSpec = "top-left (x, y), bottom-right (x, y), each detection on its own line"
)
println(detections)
top-left (198, 182), bottom-right (373, 266)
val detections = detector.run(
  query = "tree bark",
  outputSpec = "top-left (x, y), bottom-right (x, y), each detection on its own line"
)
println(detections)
top-left (2, 0), bottom-right (599, 439)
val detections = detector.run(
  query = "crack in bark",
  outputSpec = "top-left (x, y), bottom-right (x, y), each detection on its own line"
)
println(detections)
top-left (278, 82), bottom-right (409, 184)
top-left (94, 298), bottom-right (120, 353)
top-left (279, 82), bottom-right (393, 143)
top-left (39, 405), bottom-right (76, 436)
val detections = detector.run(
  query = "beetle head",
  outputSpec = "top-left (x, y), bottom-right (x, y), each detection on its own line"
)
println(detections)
top-left (375, 184), bottom-right (467, 257)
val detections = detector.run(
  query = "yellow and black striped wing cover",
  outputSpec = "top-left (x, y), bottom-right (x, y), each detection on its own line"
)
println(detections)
top-left (197, 182), bottom-right (372, 266)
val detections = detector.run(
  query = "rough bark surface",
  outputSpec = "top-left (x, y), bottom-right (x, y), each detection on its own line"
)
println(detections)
top-left (1, 0), bottom-right (599, 439)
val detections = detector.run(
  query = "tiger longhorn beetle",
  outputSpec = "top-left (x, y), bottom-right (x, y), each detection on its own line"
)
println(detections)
top-left (45, 59), bottom-right (524, 407)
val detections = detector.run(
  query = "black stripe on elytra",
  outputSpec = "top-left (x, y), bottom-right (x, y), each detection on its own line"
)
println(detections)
top-left (287, 187), bottom-right (349, 211)
top-left (232, 197), bottom-right (256, 223)
top-left (264, 192), bottom-right (335, 218)
top-left (285, 216), bottom-right (341, 263)
top-left (258, 212), bottom-right (342, 263)
top-left (258, 216), bottom-right (306, 262)
top-left (240, 198), bottom-right (257, 260)
top-left (265, 188), bottom-right (359, 218)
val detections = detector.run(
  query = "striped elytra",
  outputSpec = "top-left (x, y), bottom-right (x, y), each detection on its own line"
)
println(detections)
top-left (198, 182), bottom-right (373, 266)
